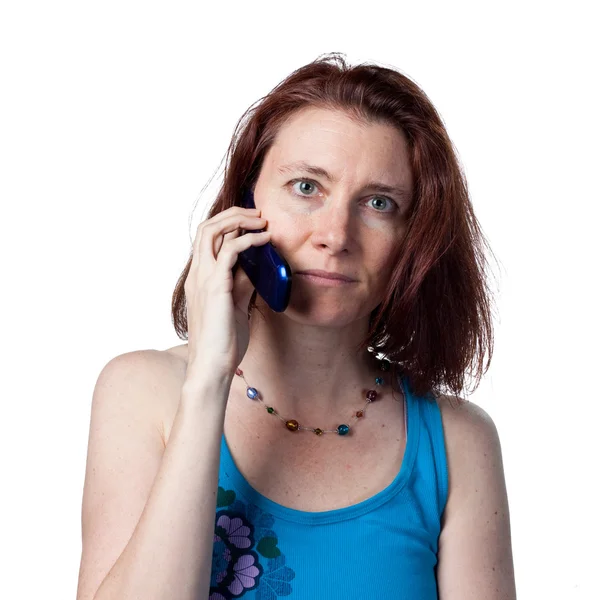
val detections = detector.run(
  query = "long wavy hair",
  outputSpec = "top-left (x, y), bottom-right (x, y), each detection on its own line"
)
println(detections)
top-left (171, 52), bottom-right (498, 399)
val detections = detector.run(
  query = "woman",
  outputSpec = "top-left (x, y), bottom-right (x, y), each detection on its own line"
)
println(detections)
top-left (77, 53), bottom-right (516, 600)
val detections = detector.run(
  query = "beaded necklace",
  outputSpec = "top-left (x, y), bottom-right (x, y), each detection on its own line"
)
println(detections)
top-left (234, 356), bottom-right (392, 436)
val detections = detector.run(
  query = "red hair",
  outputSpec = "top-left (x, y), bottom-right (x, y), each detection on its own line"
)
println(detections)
top-left (171, 52), bottom-right (497, 399)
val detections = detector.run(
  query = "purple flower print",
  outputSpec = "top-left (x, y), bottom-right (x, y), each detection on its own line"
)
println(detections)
top-left (227, 553), bottom-right (261, 595)
top-left (216, 514), bottom-right (252, 549)
top-left (210, 509), bottom-right (263, 598)
top-left (210, 491), bottom-right (295, 599)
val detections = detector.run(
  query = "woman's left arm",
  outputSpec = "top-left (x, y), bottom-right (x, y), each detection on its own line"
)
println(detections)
top-left (436, 396), bottom-right (517, 600)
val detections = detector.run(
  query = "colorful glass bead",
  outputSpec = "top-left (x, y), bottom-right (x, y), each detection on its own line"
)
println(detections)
top-left (266, 406), bottom-right (275, 414)
top-left (337, 424), bottom-right (350, 435)
top-left (375, 377), bottom-right (384, 386)
top-left (286, 419), bottom-right (299, 432)
top-left (380, 359), bottom-right (391, 371)
top-left (235, 368), bottom-right (243, 376)
top-left (314, 428), bottom-right (323, 436)
top-left (366, 390), bottom-right (377, 402)
top-left (356, 410), bottom-right (364, 418)
top-left (246, 387), bottom-right (258, 400)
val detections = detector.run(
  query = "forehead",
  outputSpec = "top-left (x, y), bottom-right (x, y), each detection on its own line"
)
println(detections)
top-left (264, 107), bottom-right (412, 186)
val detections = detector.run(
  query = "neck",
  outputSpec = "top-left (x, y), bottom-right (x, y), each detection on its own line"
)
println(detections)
top-left (234, 305), bottom-right (387, 425)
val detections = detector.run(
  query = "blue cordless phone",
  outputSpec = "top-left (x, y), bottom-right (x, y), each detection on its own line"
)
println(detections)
top-left (236, 187), bottom-right (292, 313)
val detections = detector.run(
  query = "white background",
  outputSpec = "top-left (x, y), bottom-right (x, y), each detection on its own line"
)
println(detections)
top-left (1, 1), bottom-right (598, 598)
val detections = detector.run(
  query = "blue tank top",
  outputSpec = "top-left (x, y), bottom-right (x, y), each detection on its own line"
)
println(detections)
top-left (209, 373), bottom-right (448, 600)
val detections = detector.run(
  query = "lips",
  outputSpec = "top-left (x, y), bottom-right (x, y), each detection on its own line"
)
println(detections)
top-left (296, 269), bottom-right (356, 282)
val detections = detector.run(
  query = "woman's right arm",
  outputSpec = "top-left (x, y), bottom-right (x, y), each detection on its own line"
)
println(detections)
top-left (77, 206), bottom-right (272, 600)
top-left (76, 351), bottom-right (233, 600)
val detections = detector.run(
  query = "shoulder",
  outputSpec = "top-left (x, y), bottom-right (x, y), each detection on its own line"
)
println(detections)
top-left (435, 393), bottom-right (500, 454)
top-left (434, 393), bottom-right (504, 504)
top-left (95, 347), bottom-right (187, 445)
top-left (99, 347), bottom-right (186, 386)
top-left (164, 342), bottom-right (190, 370)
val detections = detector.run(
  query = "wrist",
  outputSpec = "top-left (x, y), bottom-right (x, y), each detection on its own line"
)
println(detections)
top-left (181, 371), bottom-right (233, 403)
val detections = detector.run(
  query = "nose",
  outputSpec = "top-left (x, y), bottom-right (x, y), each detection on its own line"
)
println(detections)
top-left (309, 198), bottom-right (354, 254)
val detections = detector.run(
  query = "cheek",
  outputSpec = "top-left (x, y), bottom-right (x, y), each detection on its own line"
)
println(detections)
top-left (369, 260), bottom-right (395, 295)
top-left (368, 243), bottom-right (402, 287)
top-left (267, 213), bottom-right (307, 247)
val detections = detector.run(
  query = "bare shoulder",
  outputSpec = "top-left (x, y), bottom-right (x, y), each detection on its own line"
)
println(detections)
top-left (433, 393), bottom-right (516, 598)
top-left (163, 341), bottom-right (189, 363)
top-left (435, 393), bottom-right (501, 453)
top-left (96, 346), bottom-right (188, 444)
top-left (99, 346), bottom-right (186, 397)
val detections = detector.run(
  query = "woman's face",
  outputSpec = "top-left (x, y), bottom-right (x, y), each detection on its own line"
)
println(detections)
top-left (253, 106), bottom-right (414, 326)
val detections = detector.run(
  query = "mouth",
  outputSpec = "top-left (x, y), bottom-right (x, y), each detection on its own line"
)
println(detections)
top-left (296, 269), bottom-right (357, 283)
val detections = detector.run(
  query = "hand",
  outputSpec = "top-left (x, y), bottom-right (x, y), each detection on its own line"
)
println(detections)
top-left (183, 205), bottom-right (271, 384)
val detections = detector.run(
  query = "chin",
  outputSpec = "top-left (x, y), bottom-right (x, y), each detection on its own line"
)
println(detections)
top-left (281, 299), bottom-right (372, 327)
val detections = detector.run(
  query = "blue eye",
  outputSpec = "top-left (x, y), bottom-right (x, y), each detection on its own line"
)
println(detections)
top-left (291, 180), bottom-right (318, 196)
top-left (289, 178), bottom-right (398, 213)
top-left (366, 196), bottom-right (396, 212)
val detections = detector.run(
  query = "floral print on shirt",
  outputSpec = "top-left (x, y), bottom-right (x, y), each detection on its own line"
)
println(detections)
top-left (209, 486), bottom-right (296, 600)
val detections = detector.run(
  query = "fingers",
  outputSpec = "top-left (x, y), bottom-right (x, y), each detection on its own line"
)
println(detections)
top-left (215, 229), bottom-right (271, 275)
top-left (192, 207), bottom-right (265, 266)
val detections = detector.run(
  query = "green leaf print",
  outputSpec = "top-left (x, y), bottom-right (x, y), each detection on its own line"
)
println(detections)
top-left (216, 486), bottom-right (236, 507)
top-left (257, 536), bottom-right (281, 558)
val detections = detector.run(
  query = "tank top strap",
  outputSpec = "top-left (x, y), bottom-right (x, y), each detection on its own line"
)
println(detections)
top-left (399, 373), bottom-right (449, 523)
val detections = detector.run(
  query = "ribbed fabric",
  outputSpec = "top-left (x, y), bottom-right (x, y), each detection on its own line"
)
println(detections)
top-left (209, 373), bottom-right (448, 600)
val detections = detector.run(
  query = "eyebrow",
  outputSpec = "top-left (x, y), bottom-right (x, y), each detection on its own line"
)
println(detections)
top-left (277, 160), bottom-right (411, 202)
